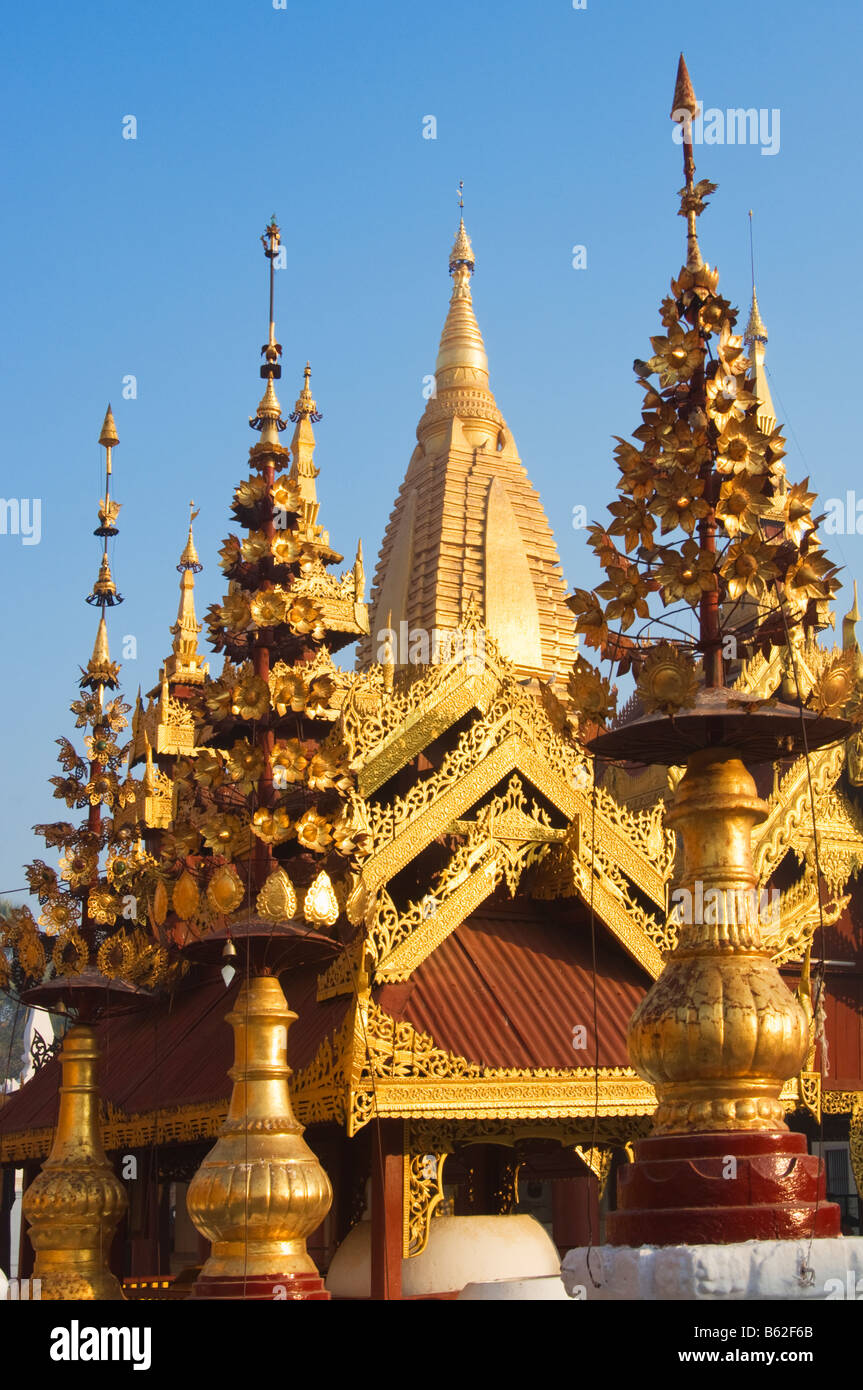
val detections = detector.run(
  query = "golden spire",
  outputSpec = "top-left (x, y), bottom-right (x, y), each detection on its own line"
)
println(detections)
top-left (743, 220), bottom-right (777, 436)
top-left (81, 406), bottom-right (123, 690)
top-left (435, 212), bottom-right (489, 394)
top-left (250, 218), bottom-right (287, 438)
top-left (843, 580), bottom-right (862, 660)
top-left (288, 363), bottom-right (322, 506)
top-left (671, 53), bottom-right (704, 271)
top-left (165, 504), bottom-right (208, 684)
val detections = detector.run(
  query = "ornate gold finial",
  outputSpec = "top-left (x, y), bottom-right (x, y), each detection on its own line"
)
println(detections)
top-left (250, 219), bottom-right (287, 434)
top-left (745, 286), bottom-right (768, 343)
top-left (80, 612), bottom-right (120, 691)
top-left (449, 218), bottom-right (475, 274)
top-left (671, 53), bottom-right (708, 272)
top-left (289, 362), bottom-right (322, 424)
top-left (87, 552), bottom-right (118, 604)
top-left (98, 404), bottom-right (119, 450)
top-left (178, 501), bottom-right (202, 573)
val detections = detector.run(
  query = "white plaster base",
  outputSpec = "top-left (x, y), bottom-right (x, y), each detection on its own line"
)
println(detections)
top-left (458, 1275), bottom-right (572, 1301)
top-left (561, 1238), bottom-right (863, 1301)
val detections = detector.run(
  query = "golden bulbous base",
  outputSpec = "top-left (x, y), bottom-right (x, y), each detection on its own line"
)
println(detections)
top-left (629, 749), bottom-right (809, 1136)
top-left (22, 1026), bottom-right (127, 1301)
top-left (187, 975), bottom-right (333, 1291)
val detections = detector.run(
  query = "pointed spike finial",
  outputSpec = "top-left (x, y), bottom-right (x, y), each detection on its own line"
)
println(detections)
top-left (843, 580), bottom-right (862, 656)
top-left (449, 216), bottom-right (475, 275)
top-left (670, 53), bottom-right (700, 121)
top-left (99, 404), bottom-right (119, 450)
top-left (290, 361), bottom-right (322, 423)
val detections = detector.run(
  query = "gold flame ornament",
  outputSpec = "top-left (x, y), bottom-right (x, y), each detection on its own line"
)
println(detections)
top-left (636, 642), bottom-right (699, 716)
top-left (256, 867), bottom-right (297, 923)
top-left (207, 864), bottom-right (245, 915)
top-left (303, 869), bottom-right (339, 927)
top-left (173, 869), bottom-right (200, 921)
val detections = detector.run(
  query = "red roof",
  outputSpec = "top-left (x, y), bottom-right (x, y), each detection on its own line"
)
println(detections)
top-left (376, 898), bottom-right (649, 1069)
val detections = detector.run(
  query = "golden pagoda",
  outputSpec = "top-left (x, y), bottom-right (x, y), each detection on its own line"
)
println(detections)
top-left (359, 215), bottom-right (577, 683)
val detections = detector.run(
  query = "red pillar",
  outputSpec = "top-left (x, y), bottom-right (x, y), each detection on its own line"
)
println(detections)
top-left (370, 1119), bottom-right (403, 1301)
top-left (553, 1170), bottom-right (600, 1253)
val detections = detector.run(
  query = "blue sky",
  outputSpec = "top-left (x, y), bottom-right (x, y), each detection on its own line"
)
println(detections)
top-left (1, 0), bottom-right (861, 897)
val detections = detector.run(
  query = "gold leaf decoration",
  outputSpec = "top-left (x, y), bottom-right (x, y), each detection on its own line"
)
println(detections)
top-left (303, 869), bottom-right (339, 927)
top-left (151, 878), bottom-right (169, 928)
top-left (256, 868), bottom-right (297, 923)
top-left (173, 870), bottom-right (200, 921)
top-left (637, 642), bottom-right (699, 716)
top-left (207, 864), bottom-right (245, 915)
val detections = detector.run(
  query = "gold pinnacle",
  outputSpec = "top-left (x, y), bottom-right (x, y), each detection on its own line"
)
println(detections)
top-left (670, 52), bottom-right (699, 120)
top-left (99, 404), bottom-right (119, 449)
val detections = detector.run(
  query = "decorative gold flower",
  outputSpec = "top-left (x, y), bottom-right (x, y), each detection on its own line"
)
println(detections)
top-left (220, 591), bottom-right (253, 633)
top-left (783, 479), bottom-right (817, 547)
top-left (652, 471), bottom-right (710, 536)
top-left (784, 549), bottom-right (838, 611)
top-left (58, 847), bottom-right (97, 888)
top-left (87, 887), bottom-right (119, 925)
top-left (306, 673), bottom-right (337, 716)
top-left (250, 806), bottom-right (294, 845)
top-left (225, 737), bottom-right (265, 792)
top-left (240, 531), bottom-right (270, 563)
top-left (38, 899), bottom-right (78, 935)
top-left (270, 739), bottom-right (309, 784)
top-left (295, 808), bottom-right (334, 853)
top-left (159, 826), bottom-right (201, 862)
top-left (332, 808), bottom-right (372, 859)
top-left (50, 774), bottom-right (87, 809)
top-left (84, 730), bottom-right (120, 763)
top-left (656, 539), bottom-right (717, 606)
top-left (250, 589), bottom-right (288, 627)
top-left (105, 853), bottom-right (135, 889)
top-left (232, 673), bottom-right (270, 721)
top-left (70, 694), bottom-right (101, 728)
top-left (271, 479), bottom-right (301, 514)
top-left (85, 772), bottom-right (116, 807)
top-left (607, 498), bottom-right (656, 554)
top-left (645, 325), bottom-right (703, 387)
top-left (55, 737), bottom-right (85, 775)
top-left (26, 860), bottom-right (59, 897)
top-left (270, 669), bottom-right (308, 715)
top-left (595, 564), bottom-right (652, 630)
top-left (307, 749), bottom-right (352, 793)
top-left (271, 534), bottom-right (301, 566)
top-left (637, 642), bottom-right (699, 716)
top-left (200, 813), bottom-right (249, 858)
top-left (102, 698), bottom-right (130, 734)
top-left (205, 679), bottom-right (235, 721)
top-left (234, 476), bottom-right (268, 509)
top-left (218, 536), bottom-right (242, 573)
top-left (721, 535), bottom-right (778, 601)
top-left (286, 596), bottom-right (324, 638)
top-left (565, 589), bottom-right (608, 651)
top-left (194, 748), bottom-right (226, 788)
top-left (567, 655), bottom-right (617, 726)
top-left (706, 373), bottom-right (756, 424)
top-left (714, 416), bottom-right (766, 477)
top-left (716, 477), bottom-right (771, 538)
top-left (52, 930), bottom-right (88, 976)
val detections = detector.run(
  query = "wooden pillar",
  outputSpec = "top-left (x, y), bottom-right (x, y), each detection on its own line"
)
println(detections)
top-left (129, 1149), bottom-right (161, 1276)
top-left (18, 1161), bottom-right (39, 1278)
top-left (370, 1119), bottom-right (403, 1301)
top-left (0, 1166), bottom-right (13, 1274)
top-left (553, 1169), bottom-right (600, 1252)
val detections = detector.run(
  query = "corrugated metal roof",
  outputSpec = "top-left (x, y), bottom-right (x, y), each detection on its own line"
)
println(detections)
top-left (377, 897), bottom-right (647, 1069)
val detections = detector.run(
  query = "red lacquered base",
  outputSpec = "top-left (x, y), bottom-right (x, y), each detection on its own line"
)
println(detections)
top-left (607, 1131), bottom-right (841, 1247)
top-left (190, 1272), bottom-right (330, 1300)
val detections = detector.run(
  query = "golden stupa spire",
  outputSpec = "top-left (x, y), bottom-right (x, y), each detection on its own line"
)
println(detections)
top-left (359, 187), bottom-right (578, 682)
top-left (81, 406), bottom-right (122, 692)
top-left (164, 503), bottom-right (208, 684)
top-left (671, 53), bottom-right (704, 272)
top-left (435, 185), bottom-right (490, 395)
top-left (843, 580), bottom-right (862, 663)
top-left (288, 362), bottom-right (322, 506)
top-left (250, 217), bottom-right (287, 439)
top-left (743, 213), bottom-right (777, 435)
